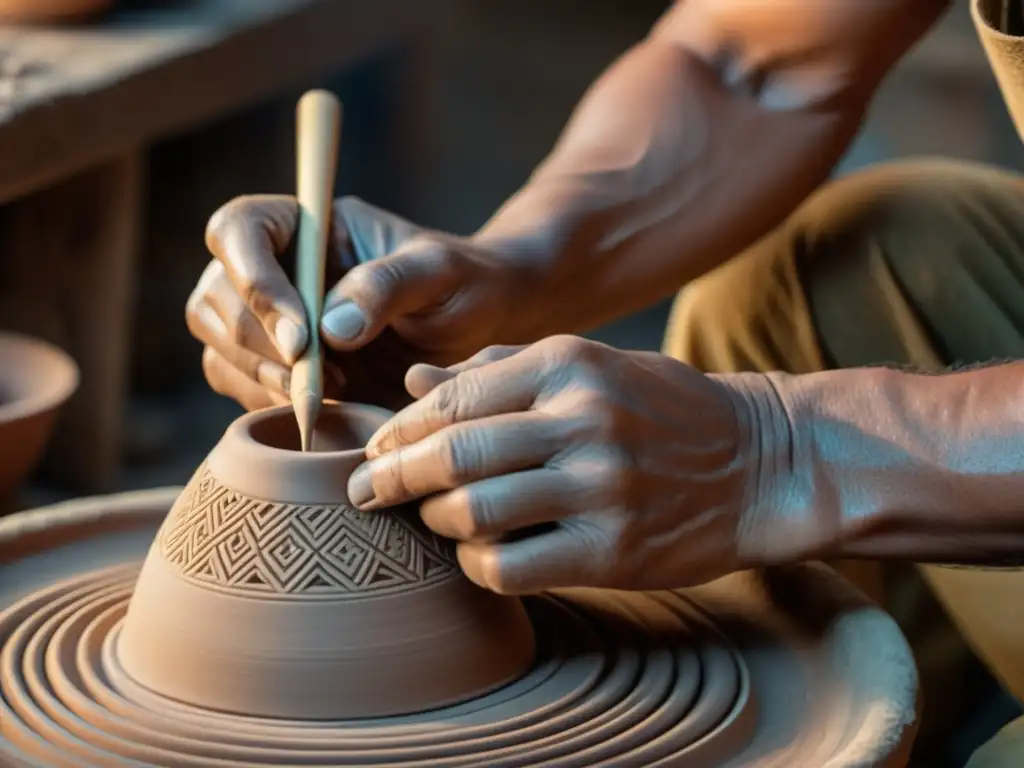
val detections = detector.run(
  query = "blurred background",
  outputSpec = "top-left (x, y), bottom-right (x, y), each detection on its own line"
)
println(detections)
top-left (2, 1), bottom-right (1023, 765)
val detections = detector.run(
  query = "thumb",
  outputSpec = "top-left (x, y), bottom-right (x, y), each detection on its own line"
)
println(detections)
top-left (320, 236), bottom-right (459, 349)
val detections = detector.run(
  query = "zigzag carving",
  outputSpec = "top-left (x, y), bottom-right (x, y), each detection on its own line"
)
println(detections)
top-left (158, 465), bottom-right (458, 599)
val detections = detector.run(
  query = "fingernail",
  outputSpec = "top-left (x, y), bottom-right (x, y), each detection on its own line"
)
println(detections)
top-left (321, 301), bottom-right (365, 342)
top-left (274, 316), bottom-right (306, 363)
top-left (256, 360), bottom-right (290, 394)
top-left (348, 463), bottom-right (377, 508)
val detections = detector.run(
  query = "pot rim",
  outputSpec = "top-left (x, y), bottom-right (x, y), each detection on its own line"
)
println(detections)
top-left (207, 400), bottom-right (393, 505)
top-left (0, 331), bottom-right (80, 426)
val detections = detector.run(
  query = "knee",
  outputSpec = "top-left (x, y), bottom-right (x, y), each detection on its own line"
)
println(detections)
top-left (794, 158), bottom-right (978, 258)
top-left (664, 159), bottom-right (994, 373)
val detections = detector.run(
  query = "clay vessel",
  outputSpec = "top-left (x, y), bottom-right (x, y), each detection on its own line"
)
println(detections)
top-left (975, 0), bottom-right (1024, 142)
top-left (0, 0), bottom-right (113, 23)
top-left (117, 401), bottom-right (536, 719)
top-left (0, 331), bottom-right (79, 502)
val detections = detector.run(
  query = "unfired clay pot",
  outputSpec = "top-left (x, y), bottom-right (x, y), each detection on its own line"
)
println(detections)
top-left (0, 0), bottom-right (113, 23)
top-left (0, 331), bottom-right (79, 502)
top-left (118, 401), bottom-right (536, 719)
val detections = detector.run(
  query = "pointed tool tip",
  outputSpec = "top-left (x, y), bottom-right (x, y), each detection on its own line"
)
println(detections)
top-left (292, 391), bottom-right (321, 453)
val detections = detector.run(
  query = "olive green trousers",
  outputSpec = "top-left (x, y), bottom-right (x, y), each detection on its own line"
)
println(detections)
top-left (662, 158), bottom-right (1024, 766)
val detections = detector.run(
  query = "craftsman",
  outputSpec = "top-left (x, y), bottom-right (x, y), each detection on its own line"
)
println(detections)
top-left (187, 0), bottom-right (1024, 763)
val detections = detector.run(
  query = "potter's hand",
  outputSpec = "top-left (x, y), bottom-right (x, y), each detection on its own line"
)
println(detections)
top-left (348, 336), bottom-right (779, 594)
top-left (187, 195), bottom-right (526, 410)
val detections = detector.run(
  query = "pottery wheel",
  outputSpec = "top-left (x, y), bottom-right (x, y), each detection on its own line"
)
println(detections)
top-left (0, 489), bottom-right (918, 767)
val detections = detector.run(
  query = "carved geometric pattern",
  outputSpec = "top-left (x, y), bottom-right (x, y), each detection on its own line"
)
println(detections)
top-left (158, 465), bottom-right (458, 599)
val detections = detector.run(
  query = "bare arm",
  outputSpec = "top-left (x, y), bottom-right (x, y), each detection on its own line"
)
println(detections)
top-left (728, 364), bottom-right (1024, 567)
top-left (479, 0), bottom-right (949, 341)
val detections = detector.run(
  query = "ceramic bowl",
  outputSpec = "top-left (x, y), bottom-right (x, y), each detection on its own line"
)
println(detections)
top-left (0, 0), bottom-right (113, 23)
top-left (118, 401), bottom-right (537, 719)
top-left (0, 331), bottom-right (79, 502)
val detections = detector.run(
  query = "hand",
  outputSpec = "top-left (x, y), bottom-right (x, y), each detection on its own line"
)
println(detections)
top-left (186, 195), bottom-right (533, 411)
top-left (346, 335), bottom-right (767, 594)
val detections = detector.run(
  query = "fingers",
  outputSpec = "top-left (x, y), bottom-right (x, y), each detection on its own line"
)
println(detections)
top-left (419, 468), bottom-right (574, 542)
top-left (404, 345), bottom-right (527, 399)
top-left (186, 263), bottom-right (291, 399)
top-left (457, 524), bottom-right (602, 595)
top-left (403, 364), bottom-right (454, 400)
top-left (202, 346), bottom-right (289, 412)
top-left (366, 347), bottom-right (543, 458)
top-left (205, 195), bottom-right (308, 363)
top-left (320, 236), bottom-right (459, 351)
top-left (200, 261), bottom-right (288, 364)
top-left (347, 412), bottom-right (564, 510)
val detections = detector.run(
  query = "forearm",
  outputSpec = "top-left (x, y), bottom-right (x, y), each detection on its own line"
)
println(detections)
top-left (729, 364), bottom-right (1024, 566)
top-left (475, 1), bottom-right (947, 343)
top-left (477, 41), bottom-right (857, 341)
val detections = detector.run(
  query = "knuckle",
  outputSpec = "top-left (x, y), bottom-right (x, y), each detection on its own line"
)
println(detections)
top-left (540, 334), bottom-right (589, 360)
top-left (462, 492), bottom-right (495, 540)
top-left (204, 197), bottom-right (248, 250)
top-left (430, 375), bottom-right (479, 423)
top-left (184, 286), bottom-right (203, 320)
top-left (398, 232), bottom-right (449, 259)
top-left (225, 307), bottom-right (253, 347)
top-left (441, 427), bottom-right (487, 484)
top-left (237, 275), bottom-right (277, 317)
top-left (479, 344), bottom-right (515, 364)
top-left (187, 261), bottom-right (222, 316)
top-left (201, 347), bottom-right (227, 393)
top-left (183, 298), bottom-right (204, 337)
top-left (376, 420), bottom-right (406, 452)
top-left (562, 389), bottom-right (617, 438)
top-left (344, 259), bottom-right (400, 306)
top-left (430, 381), bottom-right (460, 422)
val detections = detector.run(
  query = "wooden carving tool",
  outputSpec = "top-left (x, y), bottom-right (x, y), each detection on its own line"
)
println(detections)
top-left (291, 89), bottom-right (342, 451)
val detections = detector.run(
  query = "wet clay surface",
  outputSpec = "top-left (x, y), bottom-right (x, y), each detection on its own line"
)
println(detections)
top-left (0, 488), bottom-right (919, 767)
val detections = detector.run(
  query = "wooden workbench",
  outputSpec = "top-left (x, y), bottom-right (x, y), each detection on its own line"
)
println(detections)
top-left (0, 0), bottom-right (440, 493)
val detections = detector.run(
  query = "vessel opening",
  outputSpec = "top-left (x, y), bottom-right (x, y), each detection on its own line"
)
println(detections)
top-left (246, 406), bottom-right (380, 453)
